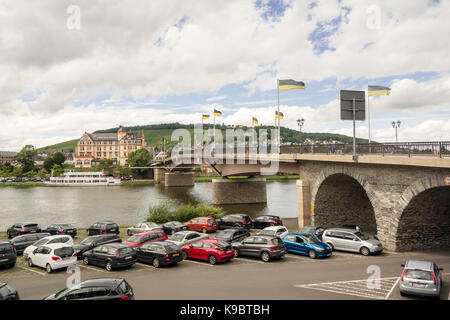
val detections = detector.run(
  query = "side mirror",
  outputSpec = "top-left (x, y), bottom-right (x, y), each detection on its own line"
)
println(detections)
top-left (438, 268), bottom-right (443, 271)
top-left (400, 264), bottom-right (405, 267)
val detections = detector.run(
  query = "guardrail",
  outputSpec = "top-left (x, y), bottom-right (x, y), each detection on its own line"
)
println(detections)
top-left (280, 141), bottom-right (450, 158)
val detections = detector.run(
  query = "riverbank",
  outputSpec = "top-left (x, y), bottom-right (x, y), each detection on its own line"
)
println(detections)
top-left (0, 182), bottom-right (45, 187)
top-left (194, 174), bottom-right (299, 182)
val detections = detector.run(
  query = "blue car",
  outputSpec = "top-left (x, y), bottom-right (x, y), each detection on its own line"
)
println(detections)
top-left (282, 233), bottom-right (332, 259)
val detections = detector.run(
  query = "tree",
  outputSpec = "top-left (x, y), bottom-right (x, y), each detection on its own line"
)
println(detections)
top-left (98, 159), bottom-right (114, 172)
top-left (43, 157), bottom-right (55, 171)
top-left (52, 152), bottom-right (66, 166)
top-left (51, 164), bottom-right (64, 177)
top-left (11, 166), bottom-right (23, 177)
top-left (14, 145), bottom-right (37, 172)
top-left (37, 168), bottom-right (48, 179)
top-left (127, 148), bottom-right (152, 174)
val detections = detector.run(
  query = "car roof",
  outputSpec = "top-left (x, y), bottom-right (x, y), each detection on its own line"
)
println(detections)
top-left (14, 222), bottom-right (38, 225)
top-left (192, 216), bottom-right (214, 219)
top-left (94, 221), bottom-right (117, 224)
top-left (200, 238), bottom-right (222, 243)
top-left (148, 241), bottom-right (175, 246)
top-left (325, 228), bottom-right (356, 233)
top-left (42, 235), bottom-right (72, 240)
top-left (262, 226), bottom-right (286, 231)
top-left (175, 230), bottom-right (198, 234)
top-left (405, 260), bottom-right (434, 270)
top-left (135, 230), bottom-right (163, 236)
top-left (78, 278), bottom-right (124, 288)
top-left (250, 235), bottom-right (278, 239)
top-left (259, 215), bottom-right (280, 218)
top-left (43, 243), bottom-right (73, 249)
top-left (102, 243), bottom-right (129, 249)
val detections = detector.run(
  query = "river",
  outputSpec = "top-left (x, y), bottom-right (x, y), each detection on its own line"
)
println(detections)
top-left (0, 180), bottom-right (298, 230)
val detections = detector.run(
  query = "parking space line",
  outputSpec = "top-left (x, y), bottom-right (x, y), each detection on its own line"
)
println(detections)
top-left (183, 260), bottom-right (215, 267)
top-left (234, 257), bottom-right (266, 264)
top-left (17, 266), bottom-right (46, 276)
top-left (78, 264), bottom-right (108, 273)
top-left (384, 277), bottom-right (400, 300)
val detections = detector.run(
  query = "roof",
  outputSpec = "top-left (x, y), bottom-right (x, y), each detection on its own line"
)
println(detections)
top-left (42, 243), bottom-right (73, 249)
top-left (261, 226), bottom-right (286, 231)
top-left (405, 260), bottom-right (434, 270)
top-left (0, 151), bottom-right (17, 157)
top-left (102, 243), bottom-right (130, 249)
top-left (87, 133), bottom-right (117, 141)
top-left (325, 228), bottom-right (357, 233)
top-left (135, 230), bottom-right (163, 236)
top-left (78, 278), bottom-right (124, 288)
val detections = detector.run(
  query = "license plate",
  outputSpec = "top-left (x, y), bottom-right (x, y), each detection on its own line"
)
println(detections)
top-left (125, 256), bottom-right (132, 260)
top-left (173, 253), bottom-right (179, 257)
top-left (412, 283), bottom-right (426, 288)
top-left (111, 229), bottom-right (117, 232)
top-left (30, 231), bottom-right (36, 233)
top-left (0, 259), bottom-right (8, 262)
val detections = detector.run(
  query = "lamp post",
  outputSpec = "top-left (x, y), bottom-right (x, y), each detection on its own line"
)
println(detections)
top-left (297, 118), bottom-right (304, 133)
top-left (392, 120), bottom-right (401, 143)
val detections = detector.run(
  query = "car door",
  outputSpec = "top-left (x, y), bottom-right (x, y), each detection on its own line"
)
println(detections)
top-left (34, 246), bottom-right (48, 267)
top-left (252, 237), bottom-right (267, 257)
top-left (326, 231), bottom-right (345, 250)
top-left (295, 236), bottom-right (309, 255)
top-left (253, 217), bottom-right (263, 229)
top-left (342, 232), bottom-right (360, 252)
top-left (239, 237), bottom-right (255, 256)
top-left (139, 244), bottom-right (155, 263)
top-left (200, 242), bottom-right (213, 260)
top-left (90, 246), bottom-right (105, 266)
top-left (282, 235), bottom-right (296, 253)
top-left (189, 242), bottom-right (204, 259)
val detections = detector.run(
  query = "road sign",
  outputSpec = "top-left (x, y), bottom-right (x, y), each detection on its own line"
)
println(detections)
top-left (340, 90), bottom-right (366, 121)
top-left (445, 175), bottom-right (450, 185)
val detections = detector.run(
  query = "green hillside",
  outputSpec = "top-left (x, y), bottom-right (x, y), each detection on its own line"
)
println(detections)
top-left (37, 123), bottom-right (371, 152)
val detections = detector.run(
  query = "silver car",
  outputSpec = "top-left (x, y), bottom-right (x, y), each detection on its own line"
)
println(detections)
top-left (166, 231), bottom-right (208, 247)
top-left (126, 222), bottom-right (162, 236)
top-left (321, 228), bottom-right (382, 256)
top-left (399, 260), bottom-right (443, 298)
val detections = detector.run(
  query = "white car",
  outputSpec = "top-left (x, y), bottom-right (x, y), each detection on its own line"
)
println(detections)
top-left (167, 231), bottom-right (209, 246)
top-left (27, 243), bottom-right (77, 273)
top-left (257, 226), bottom-right (289, 239)
top-left (23, 235), bottom-right (73, 259)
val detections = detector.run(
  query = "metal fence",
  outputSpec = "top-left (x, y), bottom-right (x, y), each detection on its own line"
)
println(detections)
top-left (280, 141), bottom-right (450, 158)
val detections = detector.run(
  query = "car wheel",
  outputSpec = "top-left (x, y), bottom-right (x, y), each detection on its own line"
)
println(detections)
top-left (27, 258), bottom-right (33, 267)
top-left (233, 224), bottom-right (241, 228)
top-left (83, 256), bottom-right (89, 265)
top-left (46, 263), bottom-right (53, 273)
top-left (105, 261), bottom-right (113, 271)
top-left (201, 228), bottom-right (207, 234)
top-left (261, 251), bottom-right (271, 262)
top-left (152, 258), bottom-right (160, 268)
top-left (360, 247), bottom-right (370, 256)
top-left (327, 243), bottom-right (335, 251)
top-left (308, 250), bottom-right (317, 259)
top-left (127, 230), bottom-right (131, 236)
top-left (234, 249), bottom-right (239, 257)
top-left (400, 291), bottom-right (406, 297)
top-left (182, 250), bottom-right (188, 260)
top-left (208, 255), bottom-right (217, 265)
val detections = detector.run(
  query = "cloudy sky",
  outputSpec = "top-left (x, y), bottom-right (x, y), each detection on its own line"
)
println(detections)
top-left (1, 0), bottom-right (449, 151)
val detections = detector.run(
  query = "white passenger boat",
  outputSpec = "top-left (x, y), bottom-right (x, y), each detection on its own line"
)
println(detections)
top-left (45, 170), bottom-right (121, 187)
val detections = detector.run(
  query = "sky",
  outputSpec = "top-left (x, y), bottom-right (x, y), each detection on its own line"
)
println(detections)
top-left (1, 0), bottom-right (449, 151)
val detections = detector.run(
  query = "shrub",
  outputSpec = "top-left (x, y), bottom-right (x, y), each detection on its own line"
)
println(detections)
top-left (147, 201), bottom-right (225, 224)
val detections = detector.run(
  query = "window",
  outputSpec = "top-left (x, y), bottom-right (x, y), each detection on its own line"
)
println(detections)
top-left (243, 237), bottom-right (255, 245)
top-left (67, 288), bottom-right (91, 300)
top-left (254, 237), bottom-right (267, 245)
top-left (191, 242), bottom-right (204, 248)
top-left (285, 236), bottom-right (296, 242)
top-left (203, 243), bottom-right (212, 248)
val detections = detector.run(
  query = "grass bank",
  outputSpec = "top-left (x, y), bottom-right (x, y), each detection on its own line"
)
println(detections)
top-left (147, 202), bottom-right (225, 224)
top-left (121, 179), bottom-right (155, 185)
top-left (0, 182), bottom-right (46, 187)
top-left (194, 174), bottom-right (299, 182)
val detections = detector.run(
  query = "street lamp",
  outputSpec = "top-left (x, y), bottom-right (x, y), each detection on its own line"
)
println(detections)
top-left (297, 118), bottom-right (304, 132)
top-left (392, 120), bottom-right (401, 143)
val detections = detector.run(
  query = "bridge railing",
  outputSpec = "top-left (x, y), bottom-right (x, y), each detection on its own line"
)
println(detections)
top-left (280, 141), bottom-right (450, 158)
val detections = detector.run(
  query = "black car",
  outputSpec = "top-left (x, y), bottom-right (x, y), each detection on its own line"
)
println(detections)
top-left (232, 235), bottom-right (286, 262)
top-left (44, 278), bottom-right (134, 300)
top-left (7, 222), bottom-right (41, 239)
top-left (215, 228), bottom-right (250, 243)
top-left (298, 226), bottom-right (325, 240)
top-left (135, 241), bottom-right (183, 268)
top-left (217, 214), bottom-right (253, 230)
top-left (73, 234), bottom-right (122, 259)
top-left (0, 283), bottom-right (20, 300)
top-left (0, 241), bottom-right (16, 268)
top-left (9, 233), bottom-right (50, 255)
top-left (252, 215), bottom-right (283, 229)
top-left (82, 243), bottom-right (136, 271)
top-left (162, 221), bottom-right (188, 235)
top-left (86, 221), bottom-right (120, 236)
top-left (43, 224), bottom-right (77, 238)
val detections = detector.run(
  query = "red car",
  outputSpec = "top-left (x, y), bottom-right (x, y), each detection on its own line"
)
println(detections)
top-left (122, 230), bottom-right (168, 248)
top-left (184, 217), bottom-right (218, 233)
top-left (181, 239), bottom-right (235, 265)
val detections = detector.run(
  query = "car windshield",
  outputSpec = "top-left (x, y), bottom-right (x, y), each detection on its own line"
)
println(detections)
top-left (24, 224), bottom-right (38, 228)
top-left (145, 222), bottom-right (158, 227)
top-left (119, 247), bottom-right (134, 255)
top-left (0, 243), bottom-right (14, 253)
top-left (80, 237), bottom-right (95, 245)
top-left (58, 224), bottom-right (73, 229)
top-left (404, 269), bottom-right (433, 281)
top-left (165, 244), bottom-right (180, 253)
top-left (169, 234), bottom-right (185, 242)
top-left (259, 230), bottom-right (275, 236)
top-left (54, 247), bottom-right (74, 258)
top-left (303, 234), bottom-right (320, 244)
top-left (126, 235), bottom-right (142, 243)
top-left (301, 227), bottom-right (314, 233)
top-left (354, 232), bottom-right (370, 240)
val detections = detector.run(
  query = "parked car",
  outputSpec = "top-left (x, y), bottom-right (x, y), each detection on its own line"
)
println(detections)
top-left (9, 233), bottom-right (50, 255)
top-left (185, 217), bottom-right (218, 233)
top-left (298, 226), bottom-right (325, 240)
top-left (215, 228), bottom-right (250, 243)
top-left (7, 223), bottom-right (41, 239)
top-left (167, 231), bottom-right (208, 246)
top-left (232, 235), bottom-right (286, 262)
top-left (0, 241), bottom-right (16, 268)
top-left (27, 243), bottom-right (77, 273)
top-left (126, 222), bottom-right (162, 236)
top-left (283, 233), bottom-right (332, 259)
top-left (23, 235), bottom-right (73, 259)
top-left (122, 230), bottom-right (168, 248)
top-left (42, 224), bottom-right (77, 238)
top-left (135, 241), bottom-right (183, 268)
top-left (43, 278), bottom-right (134, 300)
top-left (399, 260), bottom-right (443, 299)
top-left (321, 228), bottom-right (383, 256)
top-left (82, 243), bottom-right (136, 271)
top-left (217, 214), bottom-right (253, 230)
top-left (258, 226), bottom-right (289, 239)
top-left (86, 221), bottom-right (120, 236)
top-left (181, 239), bottom-right (234, 265)
top-left (252, 215), bottom-right (283, 229)
top-left (73, 234), bottom-right (121, 259)
top-left (0, 282), bottom-right (20, 300)
top-left (162, 221), bottom-right (188, 235)
top-left (341, 224), bottom-right (361, 232)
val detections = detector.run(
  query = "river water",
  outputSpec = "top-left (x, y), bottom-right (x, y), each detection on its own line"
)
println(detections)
top-left (0, 180), bottom-right (298, 230)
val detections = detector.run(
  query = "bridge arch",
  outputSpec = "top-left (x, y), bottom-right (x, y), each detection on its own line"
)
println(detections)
top-left (393, 176), bottom-right (450, 251)
top-left (311, 167), bottom-right (378, 233)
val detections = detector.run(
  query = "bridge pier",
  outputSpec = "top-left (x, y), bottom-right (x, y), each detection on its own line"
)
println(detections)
top-left (154, 169), bottom-right (166, 183)
top-left (296, 180), bottom-right (312, 230)
top-left (165, 172), bottom-right (195, 187)
top-left (211, 178), bottom-right (267, 205)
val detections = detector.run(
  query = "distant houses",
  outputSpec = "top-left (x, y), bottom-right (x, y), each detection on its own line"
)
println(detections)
top-left (0, 151), bottom-right (17, 165)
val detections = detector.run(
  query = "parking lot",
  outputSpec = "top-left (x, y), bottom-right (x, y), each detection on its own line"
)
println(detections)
top-left (2, 227), bottom-right (449, 300)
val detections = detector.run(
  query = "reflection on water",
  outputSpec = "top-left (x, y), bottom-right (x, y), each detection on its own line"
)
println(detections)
top-left (0, 180), bottom-right (297, 230)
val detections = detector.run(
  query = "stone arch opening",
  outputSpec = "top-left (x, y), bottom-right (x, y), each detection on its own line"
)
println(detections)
top-left (313, 173), bottom-right (377, 232)
top-left (396, 186), bottom-right (450, 251)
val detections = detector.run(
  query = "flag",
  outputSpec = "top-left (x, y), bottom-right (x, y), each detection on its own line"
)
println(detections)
top-left (214, 109), bottom-right (222, 116)
top-left (252, 117), bottom-right (258, 125)
top-left (279, 79), bottom-right (305, 92)
top-left (275, 111), bottom-right (284, 119)
top-left (202, 114), bottom-right (210, 120)
top-left (368, 85), bottom-right (391, 96)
